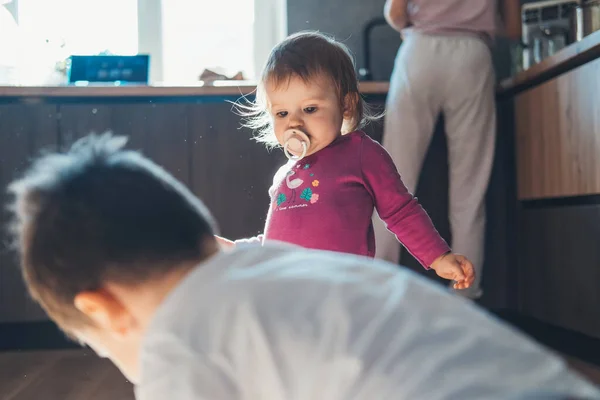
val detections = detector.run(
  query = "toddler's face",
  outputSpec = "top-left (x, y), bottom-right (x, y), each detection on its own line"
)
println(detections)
top-left (265, 74), bottom-right (350, 157)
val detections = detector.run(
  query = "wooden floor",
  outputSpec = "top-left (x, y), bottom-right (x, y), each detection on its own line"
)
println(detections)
top-left (0, 349), bottom-right (598, 400)
top-left (0, 350), bottom-right (134, 400)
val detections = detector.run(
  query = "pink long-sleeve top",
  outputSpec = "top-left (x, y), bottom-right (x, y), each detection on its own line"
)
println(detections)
top-left (237, 131), bottom-right (450, 268)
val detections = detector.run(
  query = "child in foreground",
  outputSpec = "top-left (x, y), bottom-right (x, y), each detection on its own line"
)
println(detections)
top-left (7, 133), bottom-right (599, 399)
top-left (218, 31), bottom-right (474, 291)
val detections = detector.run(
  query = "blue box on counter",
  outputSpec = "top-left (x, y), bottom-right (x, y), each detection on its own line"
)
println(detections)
top-left (68, 54), bottom-right (150, 85)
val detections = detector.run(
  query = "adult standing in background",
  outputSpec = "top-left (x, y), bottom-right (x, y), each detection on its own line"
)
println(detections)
top-left (374, 0), bottom-right (522, 299)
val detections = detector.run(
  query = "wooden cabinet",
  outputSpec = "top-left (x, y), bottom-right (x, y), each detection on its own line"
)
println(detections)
top-left (0, 104), bottom-right (59, 322)
top-left (0, 96), bottom-right (386, 322)
top-left (515, 58), bottom-right (600, 200)
top-left (59, 103), bottom-right (191, 186)
top-left (512, 57), bottom-right (600, 338)
top-left (518, 204), bottom-right (600, 339)
top-left (56, 101), bottom-right (288, 241)
top-left (187, 101), bottom-right (285, 240)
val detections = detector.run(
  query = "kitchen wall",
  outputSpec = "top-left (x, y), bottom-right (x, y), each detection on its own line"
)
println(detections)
top-left (286, 0), bottom-right (515, 82)
top-left (287, 0), bottom-right (400, 81)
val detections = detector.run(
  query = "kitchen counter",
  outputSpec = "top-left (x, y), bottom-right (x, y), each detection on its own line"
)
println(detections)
top-left (0, 80), bottom-right (390, 99)
top-left (498, 30), bottom-right (600, 97)
top-left (493, 29), bottom-right (600, 341)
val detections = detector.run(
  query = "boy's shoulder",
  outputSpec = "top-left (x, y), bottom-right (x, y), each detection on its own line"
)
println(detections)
top-left (142, 244), bottom-right (428, 346)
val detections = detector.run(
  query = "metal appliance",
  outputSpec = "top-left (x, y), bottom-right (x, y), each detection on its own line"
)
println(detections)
top-left (522, 0), bottom-right (579, 69)
top-left (572, 0), bottom-right (600, 41)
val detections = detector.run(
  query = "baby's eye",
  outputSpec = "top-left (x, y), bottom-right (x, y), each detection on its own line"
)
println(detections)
top-left (304, 106), bottom-right (317, 114)
top-left (276, 111), bottom-right (288, 118)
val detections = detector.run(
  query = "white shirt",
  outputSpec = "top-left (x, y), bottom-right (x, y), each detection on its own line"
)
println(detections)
top-left (136, 244), bottom-right (600, 400)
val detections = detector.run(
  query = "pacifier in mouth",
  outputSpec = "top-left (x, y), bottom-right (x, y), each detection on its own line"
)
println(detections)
top-left (283, 129), bottom-right (310, 161)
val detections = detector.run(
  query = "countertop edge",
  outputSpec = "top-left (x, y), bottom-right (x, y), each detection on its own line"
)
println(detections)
top-left (0, 81), bottom-right (391, 98)
top-left (497, 30), bottom-right (600, 98)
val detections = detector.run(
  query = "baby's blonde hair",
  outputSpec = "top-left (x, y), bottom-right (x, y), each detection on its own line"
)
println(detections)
top-left (238, 31), bottom-right (379, 148)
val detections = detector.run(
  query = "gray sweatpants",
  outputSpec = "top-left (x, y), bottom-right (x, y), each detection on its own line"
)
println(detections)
top-left (373, 33), bottom-right (496, 298)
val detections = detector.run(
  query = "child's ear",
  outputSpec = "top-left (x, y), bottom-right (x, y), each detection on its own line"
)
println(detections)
top-left (74, 288), bottom-right (131, 337)
top-left (343, 93), bottom-right (359, 120)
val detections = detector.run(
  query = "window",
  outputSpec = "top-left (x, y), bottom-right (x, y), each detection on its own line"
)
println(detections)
top-left (18, 0), bottom-right (138, 55)
top-left (0, 5), bottom-right (19, 66)
top-left (16, 0), bottom-right (137, 84)
top-left (161, 0), bottom-right (255, 82)
top-left (14, 0), bottom-right (286, 83)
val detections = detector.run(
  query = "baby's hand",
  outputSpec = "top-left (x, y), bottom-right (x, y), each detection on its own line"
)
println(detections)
top-left (215, 235), bottom-right (235, 250)
top-left (430, 253), bottom-right (475, 290)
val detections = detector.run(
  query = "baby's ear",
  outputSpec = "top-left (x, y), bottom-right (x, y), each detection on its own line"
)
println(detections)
top-left (74, 288), bottom-right (130, 337)
top-left (343, 93), bottom-right (360, 120)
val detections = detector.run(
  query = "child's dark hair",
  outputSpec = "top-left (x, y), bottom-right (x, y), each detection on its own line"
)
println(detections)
top-left (7, 133), bottom-right (217, 332)
top-left (240, 31), bottom-right (380, 147)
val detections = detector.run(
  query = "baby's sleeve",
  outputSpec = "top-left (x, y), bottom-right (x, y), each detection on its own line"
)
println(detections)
top-left (360, 135), bottom-right (450, 268)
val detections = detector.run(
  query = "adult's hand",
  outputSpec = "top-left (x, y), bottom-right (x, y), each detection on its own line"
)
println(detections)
top-left (384, 0), bottom-right (409, 33)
